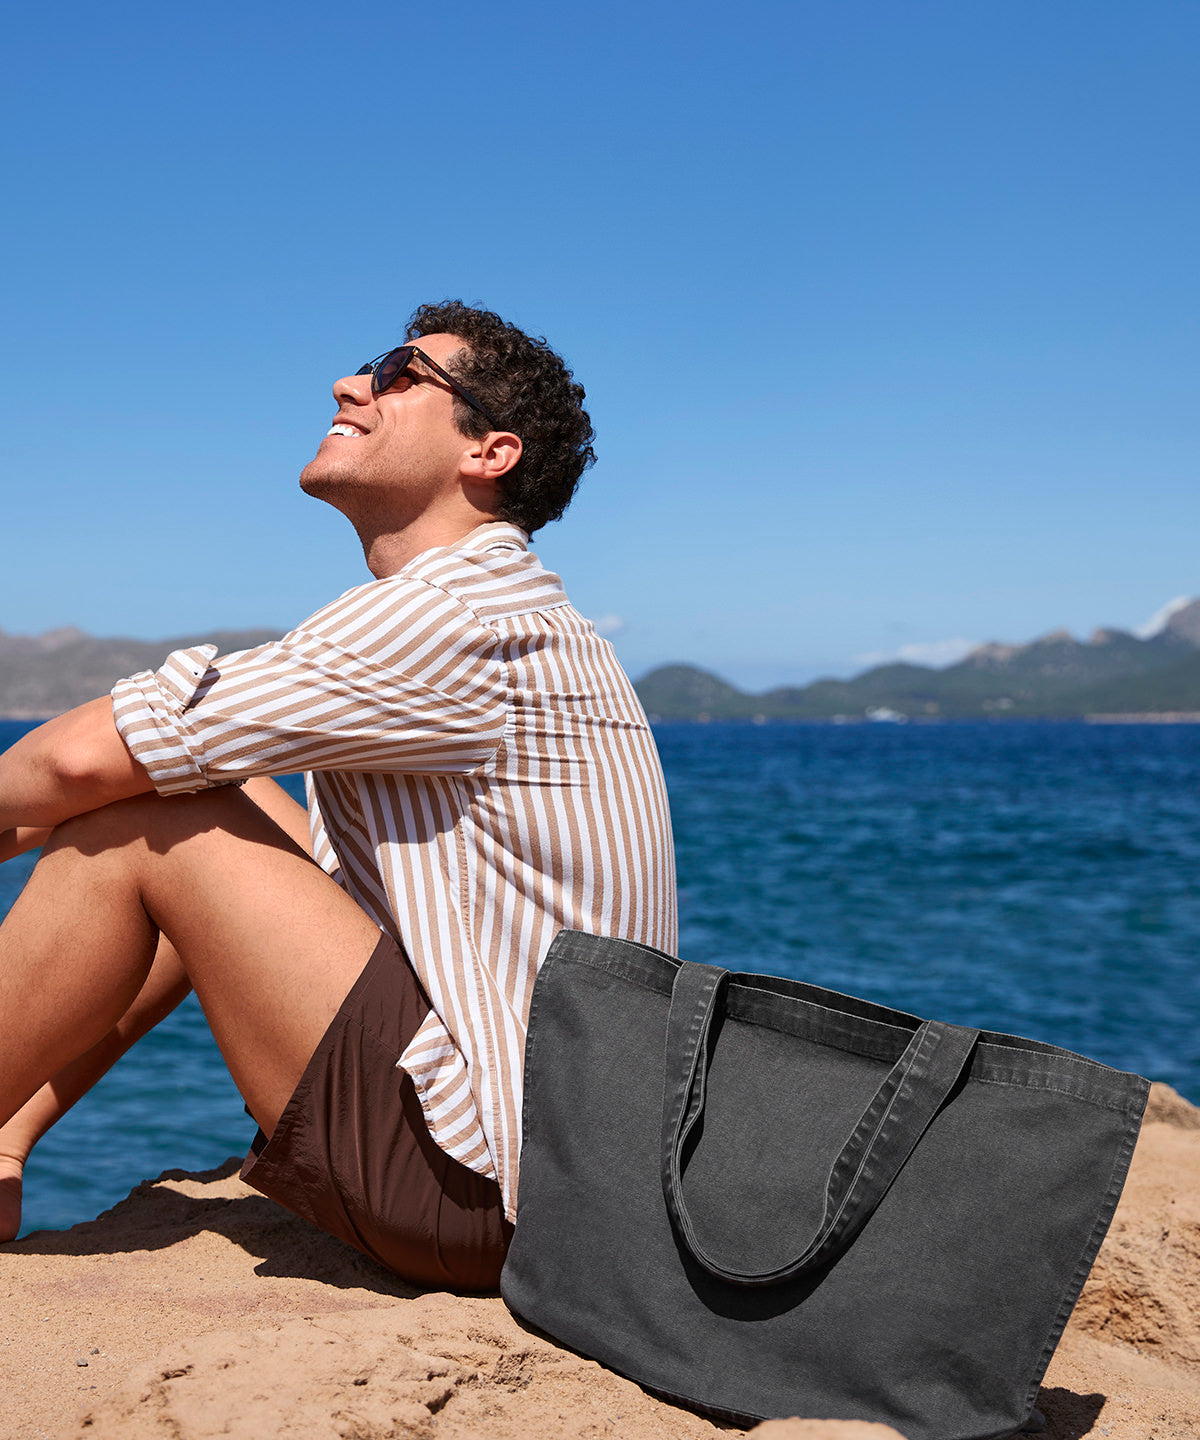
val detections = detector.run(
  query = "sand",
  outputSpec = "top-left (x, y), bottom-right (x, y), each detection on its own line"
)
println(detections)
top-left (0, 1085), bottom-right (1196, 1440)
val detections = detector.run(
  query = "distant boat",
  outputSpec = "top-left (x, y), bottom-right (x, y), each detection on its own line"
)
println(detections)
top-left (865, 706), bottom-right (908, 724)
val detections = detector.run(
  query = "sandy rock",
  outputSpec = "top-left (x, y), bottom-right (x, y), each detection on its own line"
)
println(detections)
top-left (1068, 1119), bottom-right (1200, 1366)
top-left (1145, 1081), bottom-right (1200, 1129)
top-left (71, 1296), bottom-right (728, 1439)
top-left (0, 1093), bottom-right (1194, 1440)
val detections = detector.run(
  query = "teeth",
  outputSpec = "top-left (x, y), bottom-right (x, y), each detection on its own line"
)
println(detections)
top-left (327, 424), bottom-right (362, 438)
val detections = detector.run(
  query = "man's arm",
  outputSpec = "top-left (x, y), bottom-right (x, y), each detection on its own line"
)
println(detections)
top-left (109, 586), bottom-right (506, 796)
top-left (5, 573), bottom-right (505, 855)
top-left (0, 697), bottom-right (154, 842)
top-left (0, 711), bottom-right (314, 866)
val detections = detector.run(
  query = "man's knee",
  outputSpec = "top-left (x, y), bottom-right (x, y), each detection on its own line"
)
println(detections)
top-left (45, 786), bottom-right (252, 861)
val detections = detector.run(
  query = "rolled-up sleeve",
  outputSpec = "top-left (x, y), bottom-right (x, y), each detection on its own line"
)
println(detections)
top-left (111, 575), bottom-right (507, 797)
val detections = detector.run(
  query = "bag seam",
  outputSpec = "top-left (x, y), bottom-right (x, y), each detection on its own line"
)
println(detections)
top-left (552, 949), bottom-right (1144, 1114)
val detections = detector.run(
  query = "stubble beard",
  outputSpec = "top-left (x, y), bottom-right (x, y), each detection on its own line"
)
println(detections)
top-left (299, 446), bottom-right (369, 506)
top-left (299, 449), bottom-right (419, 540)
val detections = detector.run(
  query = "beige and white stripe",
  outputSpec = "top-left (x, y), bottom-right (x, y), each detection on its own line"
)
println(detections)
top-left (111, 521), bottom-right (678, 1219)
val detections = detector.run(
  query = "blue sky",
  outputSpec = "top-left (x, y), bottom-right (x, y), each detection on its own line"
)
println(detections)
top-left (3, 2), bottom-right (1197, 689)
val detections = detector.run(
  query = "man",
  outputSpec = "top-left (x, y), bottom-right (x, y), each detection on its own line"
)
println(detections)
top-left (0, 301), bottom-right (677, 1288)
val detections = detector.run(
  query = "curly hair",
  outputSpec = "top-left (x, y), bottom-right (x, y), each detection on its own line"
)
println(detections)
top-left (404, 300), bottom-right (595, 534)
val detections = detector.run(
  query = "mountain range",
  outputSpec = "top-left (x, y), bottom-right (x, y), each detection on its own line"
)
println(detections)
top-left (1, 599), bottom-right (1199, 721)
top-left (636, 599), bottom-right (1200, 721)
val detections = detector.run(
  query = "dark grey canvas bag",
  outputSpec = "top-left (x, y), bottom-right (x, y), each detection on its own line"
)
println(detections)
top-left (501, 930), bottom-right (1149, 1440)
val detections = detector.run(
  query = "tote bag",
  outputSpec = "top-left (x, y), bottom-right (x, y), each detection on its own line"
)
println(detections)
top-left (501, 930), bottom-right (1148, 1440)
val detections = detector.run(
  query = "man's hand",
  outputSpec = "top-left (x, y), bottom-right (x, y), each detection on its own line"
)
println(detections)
top-left (0, 696), bottom-right (156, 838)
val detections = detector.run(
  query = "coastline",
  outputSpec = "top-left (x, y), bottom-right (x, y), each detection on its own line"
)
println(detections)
top-left (2, 1085), bottom-right (1198, 1439)
top-left (1085, 712), bottom-right (1200, 724)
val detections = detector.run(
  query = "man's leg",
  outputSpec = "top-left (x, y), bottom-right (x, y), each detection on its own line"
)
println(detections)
top-left (0, 778), bottom-right (314, 1241)
top-left (0, 935), bottom-right (190, 1240)
top-left (0, 786), bottom-right (383, 1218)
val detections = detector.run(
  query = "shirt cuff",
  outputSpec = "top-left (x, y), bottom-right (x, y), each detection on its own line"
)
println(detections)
top-left (111, 644), bottom-right (223, 796)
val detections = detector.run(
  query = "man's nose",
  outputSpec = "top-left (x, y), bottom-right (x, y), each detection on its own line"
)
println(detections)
top-left (333, 372), bottom-right (373, 406)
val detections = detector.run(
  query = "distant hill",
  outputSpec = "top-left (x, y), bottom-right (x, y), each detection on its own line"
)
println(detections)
top-left (0, 628), bottom-right (282, 718)
top-left (633, 599), bottom-right (1200, 722)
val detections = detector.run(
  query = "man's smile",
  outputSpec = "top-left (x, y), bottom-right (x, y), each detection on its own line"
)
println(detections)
top-left (326, 421), bottom-right (368, 439)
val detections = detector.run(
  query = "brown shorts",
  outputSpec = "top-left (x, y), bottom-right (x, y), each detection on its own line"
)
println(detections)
top-left (240, 933), bottom-right (513, 1290)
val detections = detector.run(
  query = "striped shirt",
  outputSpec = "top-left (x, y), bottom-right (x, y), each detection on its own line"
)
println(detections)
top-left (111, 521), bottom-right (678, 1219)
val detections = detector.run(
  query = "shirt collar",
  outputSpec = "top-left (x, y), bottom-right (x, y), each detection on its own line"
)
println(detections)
top-left (454, 521), bottom-right (530, 555)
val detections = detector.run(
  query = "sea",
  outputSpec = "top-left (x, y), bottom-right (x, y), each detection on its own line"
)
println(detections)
top-left (2, 717), bottom-right (1199, 1238)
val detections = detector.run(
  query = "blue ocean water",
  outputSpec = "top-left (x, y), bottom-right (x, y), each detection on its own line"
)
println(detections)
top-left (2, 717), bottom-right (1199, 1237)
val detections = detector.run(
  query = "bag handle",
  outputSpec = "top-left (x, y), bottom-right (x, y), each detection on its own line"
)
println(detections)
top-left (660, 962), bottom-right (980, 1288)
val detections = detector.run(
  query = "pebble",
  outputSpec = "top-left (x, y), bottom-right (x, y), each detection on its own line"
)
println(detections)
top-left (75, 1357), bottom-right (88, 1367)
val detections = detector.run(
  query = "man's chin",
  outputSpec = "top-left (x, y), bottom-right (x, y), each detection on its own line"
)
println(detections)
top-left (298, 458), bottom-right (347, 500)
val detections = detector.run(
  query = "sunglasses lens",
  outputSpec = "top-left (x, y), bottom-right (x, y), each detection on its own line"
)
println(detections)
top-left (370, 347), bottom-right (412, 395)
top-left (355, 364), bottom-right (374, 377)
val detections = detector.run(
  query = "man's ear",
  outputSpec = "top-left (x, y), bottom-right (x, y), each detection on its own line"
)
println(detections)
top-left (462, 432), bottom-right (522, 483)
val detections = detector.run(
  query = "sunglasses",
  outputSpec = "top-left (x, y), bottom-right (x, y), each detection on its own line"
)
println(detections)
top-left (356, 345), bottom-right (501, 429)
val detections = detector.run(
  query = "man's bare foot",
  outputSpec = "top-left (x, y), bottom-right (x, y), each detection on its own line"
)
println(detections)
top-left (0, 1155), bottom-right (24, 1242)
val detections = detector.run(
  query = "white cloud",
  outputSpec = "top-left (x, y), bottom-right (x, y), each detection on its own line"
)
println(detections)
top-left (592, 613), bottom-right (626, 637)
top-left (854, 638), bottom-right (978, 670)
top-left (1136, 595), bottom-right (1196, 639)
